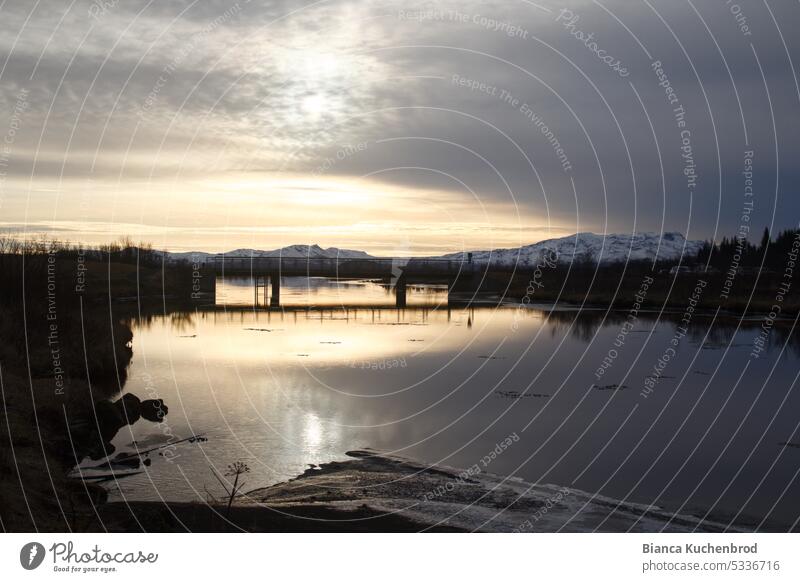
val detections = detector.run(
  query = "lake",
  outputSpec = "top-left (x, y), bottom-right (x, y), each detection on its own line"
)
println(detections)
top-left (105, 276), bottom-right (800, 530)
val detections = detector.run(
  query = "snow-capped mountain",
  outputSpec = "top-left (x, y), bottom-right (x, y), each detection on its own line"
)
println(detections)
top-left (167, 244), bottom-right (373, 263)
top-left (441, 232), bottom-right (704, 266)
top-left (165, 233), bottom-right (703, 266)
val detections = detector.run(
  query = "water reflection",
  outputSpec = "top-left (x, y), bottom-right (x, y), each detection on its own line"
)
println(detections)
top-left (113, 277), bottom-right (800, 529)
top-left (217, 275), bottom-right (450, 309)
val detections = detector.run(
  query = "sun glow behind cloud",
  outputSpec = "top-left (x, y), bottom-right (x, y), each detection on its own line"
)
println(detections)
top-left (0, 0), bottom-right (587, 253)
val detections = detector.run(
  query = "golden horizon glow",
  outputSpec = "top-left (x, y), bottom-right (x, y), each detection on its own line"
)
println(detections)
top-left (1, 173), bottom-right (569, 255)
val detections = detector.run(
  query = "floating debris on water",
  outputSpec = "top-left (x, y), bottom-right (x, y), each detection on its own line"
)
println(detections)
top-left (75, 433), bottom-right (208, 480)
top-left (127, 433), bottom-right (176, 449)
top-left (495, 390), bottom-right (550, 399)
top-left (593, 384), bottom-right (628, 391)
top-left (779, 442), bottom-right (800, 449)
top-left (699, 342), bottom-right (749, 350)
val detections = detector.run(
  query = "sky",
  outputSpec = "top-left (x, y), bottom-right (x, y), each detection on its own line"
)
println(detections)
top-left (0, 0), bottom-right (798, 255)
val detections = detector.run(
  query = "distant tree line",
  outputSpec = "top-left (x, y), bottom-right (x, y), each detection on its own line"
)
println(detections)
top-left (0, 235), bottom-right (162, 265)
top-left (466, 226), bottom-right (800, 314)
top-left (696, 226), bottom-right (800, 272)
top-left (0, 235), bottom-right (190, 305)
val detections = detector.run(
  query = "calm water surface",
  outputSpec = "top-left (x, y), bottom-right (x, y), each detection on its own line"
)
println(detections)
top-left (108, 276), bottom-right (800, 527)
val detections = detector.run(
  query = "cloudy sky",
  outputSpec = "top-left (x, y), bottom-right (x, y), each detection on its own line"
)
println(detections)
top-left (0, 0), bottom-right (798, 254)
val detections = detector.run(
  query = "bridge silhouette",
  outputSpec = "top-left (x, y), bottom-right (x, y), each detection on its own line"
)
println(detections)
top-left (202, 255), bottom-right (484, 308)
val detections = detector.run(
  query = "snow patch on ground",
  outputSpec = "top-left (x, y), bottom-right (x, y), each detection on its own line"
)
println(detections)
top-left (245, 450), bottom-right (735, 532)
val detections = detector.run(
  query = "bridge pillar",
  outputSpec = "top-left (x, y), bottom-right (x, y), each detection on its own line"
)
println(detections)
top-left (395, 275), bottom-right (407, 309)
top-left (270, 274), bottom-right (281, 307)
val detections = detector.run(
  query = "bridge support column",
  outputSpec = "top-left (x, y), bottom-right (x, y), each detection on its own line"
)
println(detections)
top-left (395, 275), bottom-right (407, 309)
top-left (270, 274), bottom-right (281, 307)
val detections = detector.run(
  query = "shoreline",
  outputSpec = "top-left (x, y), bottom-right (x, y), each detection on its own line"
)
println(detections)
top-left (98, 450), bottom-right (766, 533)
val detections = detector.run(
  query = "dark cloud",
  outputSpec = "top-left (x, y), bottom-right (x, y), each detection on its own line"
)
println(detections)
top-left (1, 0), bottom-right (798, 240)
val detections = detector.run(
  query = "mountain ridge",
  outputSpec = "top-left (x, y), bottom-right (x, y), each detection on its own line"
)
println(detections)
top-left (167, 244), bottom-right (373, 262)
top-left (440, 231), bottom-right (704, 266)
top-left (165, 232), bottom-right (703, 265)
